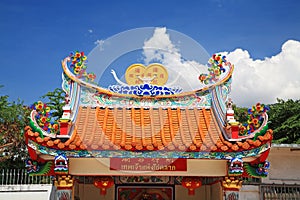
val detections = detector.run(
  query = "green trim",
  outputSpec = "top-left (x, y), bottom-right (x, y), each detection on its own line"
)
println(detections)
top-left (29, 118), bottom-right (44, 138)
top-left (253, 123), bottom-right (269, 141)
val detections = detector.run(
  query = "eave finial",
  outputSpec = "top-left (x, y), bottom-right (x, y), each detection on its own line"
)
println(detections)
top-left (226, 98), bottom-right (239, 139)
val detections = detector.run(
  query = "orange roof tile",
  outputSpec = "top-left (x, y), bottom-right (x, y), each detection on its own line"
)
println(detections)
top-left (25, 106), bottom-right (273, 152)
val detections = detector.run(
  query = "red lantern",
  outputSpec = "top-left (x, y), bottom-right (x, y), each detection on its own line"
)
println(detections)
top-left (181, 177), bottom-right (202, 195)
top-left (94, 176), bottom-right (114, 195)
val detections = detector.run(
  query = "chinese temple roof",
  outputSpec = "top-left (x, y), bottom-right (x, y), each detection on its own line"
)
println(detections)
top-left (24, 52), bottom-right (272, 160)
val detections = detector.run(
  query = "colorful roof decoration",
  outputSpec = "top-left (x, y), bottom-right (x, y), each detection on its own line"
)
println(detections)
top-left (30, 101), bottom-right (60, 135)
top-left (68, 51), bottom-right (96, 83)
top-left (108, 63), bottom-right (183, 96)
top-left (24, 51), bottom-right (272, 177)
top-left (199, 54), bottom-right (227, 84)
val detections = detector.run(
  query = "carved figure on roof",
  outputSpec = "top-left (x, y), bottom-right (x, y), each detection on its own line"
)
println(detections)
top-left (226, 98), bottom-right (237, 124)
top-left (111, 69), bottom-right (128, 86)
top-left (109, 63), bottom-right (182, 95)
top-left (256, 161), bottom-right (270, 176)
top-left (244, 161), bottom-right (270, 178)
top-left (25, 159), bottom-right (53, 176)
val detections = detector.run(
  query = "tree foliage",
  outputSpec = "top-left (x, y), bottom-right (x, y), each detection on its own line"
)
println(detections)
top-left (0, 87), bottom-right (65, 169)
top-left (0, 89), bottom-right (30, 168)
top-left (232, 104), bottom-right (248, 123)
top-left (40, 88), bottom-right (66, 119)
top-left (267, 99), bottom-right (300, 144)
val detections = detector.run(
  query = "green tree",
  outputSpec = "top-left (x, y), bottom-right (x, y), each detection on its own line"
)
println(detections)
top-left (40, 88), bottom-right (66, 119)
top-left (0, 86), bottom-right (30, 168)
top-left (0, 87), bottom-right (66, 169)
top-left (268, 99), bottom-right (300, 144)
top-left (232, 104), bottom-right (248, 123)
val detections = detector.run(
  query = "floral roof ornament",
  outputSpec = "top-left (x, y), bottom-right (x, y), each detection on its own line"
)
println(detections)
top-left (239, 103), bottom-right (270, 136)
top-left (30, 101), bottom-right (59, 135)
top-left (68, 51), bottom-right (96, 83)
top-left (199, 54), bottom-right (228, 84)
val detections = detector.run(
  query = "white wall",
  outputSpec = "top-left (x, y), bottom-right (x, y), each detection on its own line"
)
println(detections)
top-left (262, 144), bottom-right (300, 184)
top-left (240, 185), bottom-right (260, 200)
top-left (0, 184), bottom-right (53, 200)
top-left (240, 144), bottom-right (300, 199)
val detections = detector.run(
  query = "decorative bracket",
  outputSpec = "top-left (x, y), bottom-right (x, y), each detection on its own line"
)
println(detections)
top-left (54, 175), bottom-right (74, 188)
top-left (222, 176), bottom-right (243, 190)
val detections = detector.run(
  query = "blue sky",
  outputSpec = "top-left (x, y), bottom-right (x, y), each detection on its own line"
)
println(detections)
top-left (1, 0), bottom-right (300, 106)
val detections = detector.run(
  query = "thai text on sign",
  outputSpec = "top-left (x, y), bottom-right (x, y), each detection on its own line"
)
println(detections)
top-left (110, 158), bottom-right (187, 171)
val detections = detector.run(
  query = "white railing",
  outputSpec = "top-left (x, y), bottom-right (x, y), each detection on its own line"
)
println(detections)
top-left (260, 184), bottom-right (300, 200)
top-left (0, 169), bottom-right (52, 185)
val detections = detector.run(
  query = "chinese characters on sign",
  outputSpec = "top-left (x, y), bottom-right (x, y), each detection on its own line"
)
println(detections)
top-left (110, 158), bottom-right (187, 171)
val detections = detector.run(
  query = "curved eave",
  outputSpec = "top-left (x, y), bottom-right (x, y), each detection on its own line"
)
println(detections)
top-left (61, 57), bottom-right (234, 99)
top-left (25, 132), bottom-right (272, 160)
top-left (25, 127), bottom-right (273, 153)
top-left (24, 105), bottom-right (273, 159)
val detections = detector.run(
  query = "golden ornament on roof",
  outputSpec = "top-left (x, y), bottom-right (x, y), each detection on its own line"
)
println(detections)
top-left (125, 63), bottom-right (168, 86)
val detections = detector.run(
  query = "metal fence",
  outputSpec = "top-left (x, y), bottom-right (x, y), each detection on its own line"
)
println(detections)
top-left (0, 169), bottom-right (52, 185)
top-left (260, 184), bottom-right (300, 200)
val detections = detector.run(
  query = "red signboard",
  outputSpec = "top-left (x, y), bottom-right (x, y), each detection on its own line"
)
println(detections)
top-left (110, 158), bottom-right (187, 171)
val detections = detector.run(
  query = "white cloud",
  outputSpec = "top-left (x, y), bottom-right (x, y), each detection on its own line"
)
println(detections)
top-left (142, 27), bottom-right (207, 90)
top-left (88, 29), bottom-right (93, 33)
top-left (142, 28), bottom-right (300, 107)
top-left (222, 40), bottom-right (300, 106)
top-left (94, 39), bottom-right (105, 50)
top-left (143, 28), bottom-right (300, 107)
